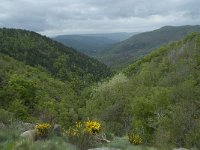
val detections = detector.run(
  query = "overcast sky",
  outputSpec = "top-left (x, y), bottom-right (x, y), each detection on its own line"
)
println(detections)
top-left (0, 0), bottom-right (200, 36)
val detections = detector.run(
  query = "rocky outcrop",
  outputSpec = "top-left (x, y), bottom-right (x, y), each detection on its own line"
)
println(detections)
top-left (88, 148), bottom-right (120, 150)
top-left (53, 124), bottom-right (61, 136)
top-left (173, 148), bottom-right (188, 150)
top-left (13, 121), bottom-right (34, 132)
top-left (20, 129), bottom-right (37, 141)
top-left (0, 122), bottom-right (6, 129)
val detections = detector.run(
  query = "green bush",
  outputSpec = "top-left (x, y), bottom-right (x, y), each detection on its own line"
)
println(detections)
top-left (66, 120), bottom-right (102, 150)
top-left (0, 108), bottom-right (13, 124)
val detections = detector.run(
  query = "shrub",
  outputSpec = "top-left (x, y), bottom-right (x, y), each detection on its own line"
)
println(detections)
top-left (35, 123), bottom-right (51, 138)
top-left (0, 108), bottom-right (13, 124)
top-left (66, 119), bottom-right (101, 150)
top-left (128, 132), bottom-right (142, 145)
top-left (85, 119), bottom-right (101, 134)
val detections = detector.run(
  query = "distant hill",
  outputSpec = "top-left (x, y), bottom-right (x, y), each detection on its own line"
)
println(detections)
top-left (0, 28), bottom-right (112, 89)
top-left (52, 32), bottom-right (137, 56)
top-left (83, 32), bottom-right (137, 41)
top-left (97, 25), bottom-right (200, 69)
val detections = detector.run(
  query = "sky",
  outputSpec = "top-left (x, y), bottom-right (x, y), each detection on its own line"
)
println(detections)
top-left (0, 0), bottom-right (200, 36)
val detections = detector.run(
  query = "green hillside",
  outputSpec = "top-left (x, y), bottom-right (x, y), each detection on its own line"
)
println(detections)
top-left (0, 28), bottom-right (113, 131)
top-left (97, 25), bottom-right (200, 69)
top-left (0, 54), bottom-right (80, 128)
top-left (1, 28), bottom-right (200, 150)
top-left (0, 28), bottom-right (112, 90)
top-left (85, 33), bottom-right (200, 149)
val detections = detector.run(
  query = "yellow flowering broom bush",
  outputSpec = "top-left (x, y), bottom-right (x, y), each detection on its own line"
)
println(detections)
top-left (35, 123), bottom-right (51, 138)
top-left (66, 119), bottom-right (101, 150)
top-left (85, 119), bottom-right (101, 134)
top-left (128, 132), bottom-right (142, 145)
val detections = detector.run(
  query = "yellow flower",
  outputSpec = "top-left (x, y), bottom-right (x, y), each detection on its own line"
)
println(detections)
top-left (84, 119), bottom-right (101, 134)
top-left (35, 123), bottom-right (51, 136)
top-left (128, 132), bottom-right (142, 145)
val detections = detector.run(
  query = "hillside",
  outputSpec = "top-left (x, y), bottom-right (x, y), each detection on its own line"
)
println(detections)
top-left (85, 33), bottom-right (200, 149)
top-left (0, 28), bottom-right (112, 89)
top-left (53, 32), bottom-right (137, 56)
top-left (97, 25), bottom-right (200, 69)
top-left (81, 32), bottom-right (138, 42)
top-left (0, 54), bottom-right (80, 127)
top-left (0, 28), bottom-right (114, 131)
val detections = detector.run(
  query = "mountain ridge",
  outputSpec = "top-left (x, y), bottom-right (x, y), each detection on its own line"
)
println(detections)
top-left (53, 32), bottom-right (138, 56)
top-left (97, 25), bottom-right (200, 69)
top-left (0, 28), bottom-right (113, 89)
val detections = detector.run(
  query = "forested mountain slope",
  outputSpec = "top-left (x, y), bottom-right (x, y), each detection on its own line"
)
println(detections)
top-left (0, 54), bottom-right (81, 128)
top-left (85, 33), bottom-right (200, 149)
top-left (97, 25), bottom-right (200, 69)
top-left (0, 28), bottom-right (112, 89)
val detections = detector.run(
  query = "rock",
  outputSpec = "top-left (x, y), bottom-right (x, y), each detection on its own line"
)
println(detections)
top-left (20, 129), bottom-right (37, 141)
top-left (88, 148), bottom-right (120, 150)
top-left (173, 148), bottom-right (188, 150)
top-left (12, 121), bottom-right (34, 132)
top-left (94, 134), bottom-right (110, 143)
top-left (0, 122), bottom-right (6, 129)
top-left (53, 124), bottom-right (61, 136)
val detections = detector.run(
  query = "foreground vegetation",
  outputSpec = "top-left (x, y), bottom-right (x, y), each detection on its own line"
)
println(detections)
top-left (0, 29), bottom-right (200, 149)
top-left (0, 128), bottom-right (158, 150)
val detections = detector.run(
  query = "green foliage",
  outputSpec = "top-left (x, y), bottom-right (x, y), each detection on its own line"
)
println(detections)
top-left (86, 73), bottom-right (130, 136)
top-left (66, 120), bottom-right (102, 150)
top-left (0, 28), bottom-right (112, 90)
top-left (0, 109), bottom-right (13, 124)
top-left (106, 137), bottom-right (155, 150)
top-left (8, 99), bottom-right (30, 121)
top-left (97, 25), bottom-right (200, 69)
top-left (0, 131), bottom-right (77, 150)
top-left (85, 33), bottom-right (200, 149)
top-left (0, 54), bottom-right (81, 127)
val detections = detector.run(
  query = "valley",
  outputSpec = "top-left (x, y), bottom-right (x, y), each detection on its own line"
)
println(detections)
top-left (0, 27), bottom-right (200, 150)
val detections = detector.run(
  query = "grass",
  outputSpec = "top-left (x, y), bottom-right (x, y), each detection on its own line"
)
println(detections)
top-left (97, 136), bottom-right (157, 150)
top-left (0, 128), bottom-right (158, 150)
top-left (0, 128), bottom-right (77, 150)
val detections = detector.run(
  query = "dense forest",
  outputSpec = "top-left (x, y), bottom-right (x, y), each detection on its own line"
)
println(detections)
top-left (0, 28), bottom-right (112, 129)
top-left (0, 28), bottom-right (112, 90)
top-left (0, 28), bottom-right (200, 150)
top-left (84, 33), bottom-right (200, 148)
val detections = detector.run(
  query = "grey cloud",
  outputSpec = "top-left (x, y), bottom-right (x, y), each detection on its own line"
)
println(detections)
top-left (0, 0), bottom-right (200, 35)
